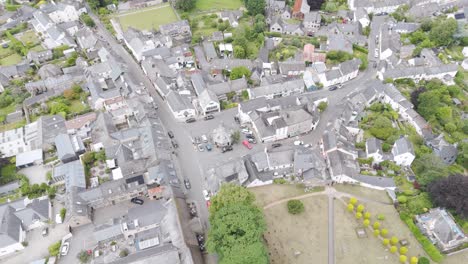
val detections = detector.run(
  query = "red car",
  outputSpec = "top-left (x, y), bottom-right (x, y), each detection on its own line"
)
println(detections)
top-left (242, 140), bottom-right (252, 149)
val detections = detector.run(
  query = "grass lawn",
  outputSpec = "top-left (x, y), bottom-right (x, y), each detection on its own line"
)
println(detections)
top-left (0, 104), bottom-right (16, 117)
top-left (19, 30), bottom-right (39, 46)
top-left (0, 53), bottom-right (22, 66)
top-left (0, 163), bottom-right (17, 185)
top-left (0, 119), bottom-right (26, 132)
top-left (29, 44), bottom-right (45, 52)
top-left (194, 0), bottom-right (243, 11)
top-left (251, 184), bottom-right (305, 208)
top-left (263, 195), bottom-right (329, 264)
top-left (334, 184), bottom-right (391, 204)
top-left (116, 4), bottom-right (178, 31)
top-left (0, 46), bottom-right (14, 57)
top-left (69, 100), bottom-right (88, 114)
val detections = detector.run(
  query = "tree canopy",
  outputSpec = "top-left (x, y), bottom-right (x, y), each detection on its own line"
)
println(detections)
top-left (174, 0), bottom-right (195, 12)
top-left (412, 154), bottom-right (449, 186)
top-left (244, 0), bottom-right (265, 16)
top-left (230, 66), bottom-right (252, 80)
top-left (428, 174), bottom-right (468, 218)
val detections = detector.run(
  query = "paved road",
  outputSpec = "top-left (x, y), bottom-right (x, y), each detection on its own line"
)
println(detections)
top-left (87, 7), bottom-right (211, 230)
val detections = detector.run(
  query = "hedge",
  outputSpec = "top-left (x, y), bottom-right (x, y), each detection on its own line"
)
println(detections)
top-left (400, 214), bottom-right (444, 262)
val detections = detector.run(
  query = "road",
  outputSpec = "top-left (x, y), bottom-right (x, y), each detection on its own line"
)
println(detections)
top-left (87, 6), bottom-right (211, 230)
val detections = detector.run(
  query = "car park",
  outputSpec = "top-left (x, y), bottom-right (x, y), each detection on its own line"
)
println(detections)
top-left (242, 140), bottom-right (253, 149)
top-left (61, 242), bottom-right (70, 256)
top-left (222, 145), bottom-right (233, 153)
top-left (204, 115), bottom-right (214, 120)
top-left (167, 131), bottom-right (174, 138)
top-left (185, 118), bottom-right (196, 123)
top-left (272, 143), bottom-right (282, 148)
top-left (197, 144), bottom-right (205, 152)
top-left (131, 197), bottom-right (144, 205)
top-left (328, 86), bottom-right (338, 91)
top-left (184, 179), bottom-right (191, 189)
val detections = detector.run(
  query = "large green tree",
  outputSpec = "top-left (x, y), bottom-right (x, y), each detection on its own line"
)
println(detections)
top-left (429, 18), bottom-right (457, 47)
top-left (230, 66), bottom-right (252, 80)
top-left (244, 0), bottom-right (265, 16)
top-left (412, 154), bottom-right (449, 186)
top-left (369, 116), bottom-right (395, 140)
top-left (209, 183), bottom-right (255, 214)
top-left (174, 0), bottom-right (195, 12)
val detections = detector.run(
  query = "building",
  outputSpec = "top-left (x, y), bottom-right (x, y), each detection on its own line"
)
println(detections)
top-left (303, 44), bottom-right (326, 63)
top-left (248, 78), bottom-right (304, 100)
top-left (15, 149), bottom-right (43, 169)
top-left (303, 11), bottom-right (321, 35)
top-left (198, 89), bottom-right (220, 115)
top-left (159, 20), bottom-right (191, 41)
top-left (212, 124), bottom-right (232, 147)
top-left (42, 2), bottom-right (84, 23)
top-left (55, 133), bottom-right (85, 163)
top-left (207, 77), bottom-right (248, 101)
top-left (366, 137), bottom-right (384, 164)
top-left (380, 64), bottom-right (458, 84)
top-left (416, 208), bottom-right (468, 252)
top-left (391, 137), bottom-right (415, 166)
top-left (166, 91), bottom-right (196, 120)
top-left (315, 58), bottom-right (362, 87)
top-left (426, 134), bottom-right (458, 165)
top-left (27, 50), bottom-right (53, 64)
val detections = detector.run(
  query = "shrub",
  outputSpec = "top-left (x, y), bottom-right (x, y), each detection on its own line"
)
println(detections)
top-left (418, 257), bottom-right (430, 264)
top-left (410, 256), bottom-right (419, 264)
top-left (78, 250), bottom-right (91, 263)
top-left (377, 214), bottom-right (385, 220)
top-left (383, 239), bottom-right (390, 246)
top-left (373, 229), bottom-right (380, 236)
top-left (273, 178), bottom-right (287, 184)
top-left (349, 197), bottom-right (358, 205)
top-left (390, 246), bottom-right (398, 253)
top-left (355, 212), bottom-right (362, 219)
top-left (400, 246), bottom-right (408, 255)
top-left (318, 101), bottom-right (328, 112)
top-left (49, 241), bottom-right (62, 256)
top-left (347, 204), bottom-right (354, 212)
top-left (287, 200), bottom-right (304, 215)
top-left (60, 208), bottom-right (67, 222)
top-left (398, 195), bottom-right (408, 204)
top-left (373, 221), bottom-right (380, 230)
top-left (119, 249), bottom-right (129, 258)
top-left (381, 228), bottom-right (389, 237)
top-left (364, 212), bottom-right (371, 219)
top-left (363, 219), bottom-right (370, 227)
top-left (390, 236), bottom-right (399, 245)
top-left (357, 204), bottom-right (365, 213)
top-left (400, 255), bottom-right (408, 263)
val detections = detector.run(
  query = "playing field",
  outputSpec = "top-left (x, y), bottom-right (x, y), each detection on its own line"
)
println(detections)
top-left (195, 0), bottom-right (243, 11)
top-left (117, 4), bottom-right (178, 31)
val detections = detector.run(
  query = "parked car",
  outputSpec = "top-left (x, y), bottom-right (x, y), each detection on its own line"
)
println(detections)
top-left (186, 118), bottom-right (196, 123)
top-left (167, 131), bottom-right (174, 138)
top-left (194, 136), bottom-right (201, 144)
top-left (42, 227), bottom-right (48, 237)
top-left (201, 135), bottom-right (208, 142)
top-left (61, 242), bottom-right (70, 256)
top-left (246, 134), bottom-right (255, 139)
top-left (242, 140), bottom-right (253, 149)
top-left (202, 190), bottom-right (210, 200)
top-left (184, 179), bottom-right (191, 189)
top-left (197, 144), bottom-right (205, 152)
top-left (131, 197), bottom-right (144, 205)
top-left (272, 143), bottom-right (282, 148)
top-left (294, 140), bottom-right (304, 146)
top-left (241, 128), bottom-right (252, 134)
top-left (171, 140), bottom-right (178, 148)
top-left (328, 86), bottom-right (338, 91)
top-left (204, 115), bottom-right (214, 120)
top-left (248, 138), bottom-right (257, 144)
top-left (374, 48), bottom-right (379, 58)
top-left (205, 143), bottom-right (212, 151)
top-left (222, 145), bottom-right (233, 153)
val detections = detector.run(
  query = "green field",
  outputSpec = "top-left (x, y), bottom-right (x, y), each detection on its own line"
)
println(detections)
top-left (0, 53), bottom-right (22, 66)
top-left (194, 0), bottom-right (243, 11)
top-left (19, 30), bottom-right (39, 46)
top-left (117, 4), bottom-right (179, 31)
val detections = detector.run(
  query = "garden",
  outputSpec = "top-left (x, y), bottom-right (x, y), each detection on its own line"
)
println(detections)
top-left (115, 4), bottom-right (179, 31)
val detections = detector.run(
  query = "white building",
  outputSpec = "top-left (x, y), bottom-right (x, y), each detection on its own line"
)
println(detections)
top-left (316, 59), bottom-right (361, 87)
top-left (166, 91), bottom-right (196, 120)
top-left (198, 89), bottom-right (220, 115)
top-left (366, 137), bottom-right (384, 164)
top-left (46, 3), bottom-right (84, 24)
top-left (392, 137), bottom-right (415, 166)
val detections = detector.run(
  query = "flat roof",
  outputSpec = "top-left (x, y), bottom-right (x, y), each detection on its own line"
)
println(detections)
top-left (16, 149), bottom-right (43, 167)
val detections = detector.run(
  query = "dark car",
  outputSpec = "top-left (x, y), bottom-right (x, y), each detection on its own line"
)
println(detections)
top-left (222, 145), bottom-right (233, 153)
top-left (196, 234), bottom-right (205, 251)
top-left (246, 134), bottom-right (255, 139)
top-left (328, 86), bottom-right (338, 91)
top-left (171, 140), bottom-right (179, 148)
top-left (204, 115), bottom-right (214, 120)
top-left (184, 179), bottom-right (191, 189)
top-left (168, 131), bottom-right (174, 138)
top-left (186, 118), bottom-right (196, 123)
top-left (272, 143), bottom-right (282, 148)
top-left (130, 197), bottom-right (144, 205)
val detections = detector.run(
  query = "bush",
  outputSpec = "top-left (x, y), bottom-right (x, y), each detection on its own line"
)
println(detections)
top-left (318, 101), bottom-right (328, 112)
top-left (119, 248), bottom-right (129, 258)
top-left (60, 208), bottom-right (67, 222)
top-left (287, 199), bottom-right (304, 215)
top-left (49, 241), bottom-right (62, 256)
top-left (400, 246), bottom-right (408, 255)
top-left (381, 228), bottom-right (389, 237)
top-left (397, 195), bottom-right (408, 204)
top-left (273, 178), bottom-right (287, 184)
top-left (401, 214), bottom-right (444, 262)
top-left (78, 250), bottom-right (91, 263)
top-left (377, 214), bottom-right (385, 221)
top-left (418, 256), bottom-right (430, 264)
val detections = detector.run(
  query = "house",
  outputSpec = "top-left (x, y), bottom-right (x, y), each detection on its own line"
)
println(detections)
top-left (202, 41), bottom-right (217, 62)
top-left (65, 112), bottom-right (97, 138)
top-left (220, 11), bottom-right (242, 28)
top-left (315, 58), bottom-right (362, 87)
top-left (198, 89), bottom-right (220, 115)
top-left (41, 2), bottom-right (84, 23)
top-left (366, 137), bottom-right (384, 164)
top-left (159, 20), bottom-right (191, 41)
top-left (292, 0), bottom-right (310, 19)
top-left (380, 64), bottom-right (458, 84)
top-left (207, 159), bottom-right (248, 193)
top-left (76, 27), bottom-right (98, 52)
top-left (391, 137), bottom-right (415, 166)
top-left (279, 61), bottom-right (306, 77)
top-left (270, 17), bottom-right (284, 33)
top-left (348, 0), bottom-right (404, 13)
top-left (267, 0), bottom-right (287, 14)
top-left (248, 78), bottom-right (304, 100)
top-left (294, 147), bottom-right (328, 181)
top-left (31, 11), bottom-right (53, 34)
top-left (207, 77), bottom-right (248, 101)
top-left (0, 197), bottom-right (50, 257)
top-left (327, 34), bottom-right (353, 54)
top-left (166, 91), bottom-right (196, 120)
top-left (283, 23), bottom-right (305, 35)
top-left (212, 124), bottom-right (232, 147)
top-left (0, 121), bottom-right (39, 158)
top-left (354, 7), bottom-right (370, 29)
top-left (303, 11), bottom-right (321, 35)
top-left (27, 50), bottom-right (53, 64)
top-left (392, 22), bottom-right (420, 34)
top-left (15, 149), bottom-right (43, 169)
top-left (426, 134), bottom-right (458, 165)
top-left (416, 208), bottom-right (468, 252)
top-left (303, 44), bottom-right (326, 63)
top-left (55, 133), bottom-right (85, 163)
top-left (379, 24), bottom-right (401, 61)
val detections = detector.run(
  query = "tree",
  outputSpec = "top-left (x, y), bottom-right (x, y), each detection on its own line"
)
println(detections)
top-left (221, 241), bottom-right (268, 264)
top-left (380, 228), bottom-right (389, 237)
top-left (119, 248), bottom-right (129, 258)
top-left (406, 192), bottom-right (433, 215)
top-left (209, 183), bottom-right (255, 215)
top-left (399, 246), bottom-right (408, 255)
top-left (397, 196), bottom-right (408, 204)
top-left (347, 203), bottom-right (354, 212)
top-left (231, 131), bottom-right (241, 144)
top-left (287, 199), bottom-right (305, 214)
top-left (410, 87), bottom-right (426, 109)
top-left (413, 154), bottom-right (449, 186)
top-left (363, 219), bottom-right (370, 227)
top-left (244, 0), bottom-right (265, 15)
top-left (174, 0), bottom-right (195, 11)
top-left (357, 204), bottom-right (365, 213)
top-left (428, 174), bottom-right (468, 218)
top-left (77, 250), bottom-right (91, 263)
top-left (326, 50), bottom-right (353, 63)
top-left (230, 66), bottom-right (251, 80)
top-left (349, 197), bottom-right (358, 205)
top-left (49, 102), bottom-right (69, 116)
top-left (400, 255), bottom-right (408, 263)
top-left (233, 46), bottom-right (246, 59)
top-left (63, 89), bottom-right (77, 100)
top-left (420, 18), bottom-right (433, 32)
top-left (60, 208), bottom-right (67, 222)
top-left (48, 241), bottom-right (62, 256)
top-left (364, 212), bottom-right (371, 219)
top-left (418, 256), bottom-right (430, 264)
top-left (390, 236), bottom-right (399, 246)
top-left (80, 14), bottom-right (95, 27)
top-left (373, 221), bottom-right (380, 230)
top-left (355, 212), bottom-right (362, 219)
top-left (318, 101), bottom-right (328, 112)
top-left (390, 246), bottom-right (398, 253)
top-left (382, 239), bottom-right (390, 246)
top-left (410, 257), bottom-right (419, 264)
top-left (429, 18), bottom-right (457, 46)
top-left (369, 116), bottom-right (395, 140)
top-left (373, 229), bottom-right (380, 236)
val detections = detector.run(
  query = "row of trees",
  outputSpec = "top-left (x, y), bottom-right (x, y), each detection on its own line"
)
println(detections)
top-left (207, 184), bottom-right (268, 264)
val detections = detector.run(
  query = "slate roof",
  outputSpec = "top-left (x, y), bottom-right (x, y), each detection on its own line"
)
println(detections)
top-left (354, 175), bottom-right (396, 188)
top-left (366, 137), bottom-right (382, 154)
top-left (55, 133), bottom-right (76, 161)
top-left (392, 137), bottom-right (414, 156)
top-left (54, 160), bottom-right (86, 189)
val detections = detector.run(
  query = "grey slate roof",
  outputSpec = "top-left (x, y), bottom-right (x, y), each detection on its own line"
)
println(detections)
top-left (354, 175), bottom-right (396, 188)
top-left (392, 137), bottom-right (414, 156)
top-left (55, 133), bottom-right (76, 162)
top-left (191, 72), bottom-right (206, 96)
top-left (54, 160), bottom-right (86, 190)
top-left (366, 137), bottom-right (382, 154)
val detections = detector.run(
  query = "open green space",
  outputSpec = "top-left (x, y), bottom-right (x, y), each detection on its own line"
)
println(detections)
top-left (194, 0), bottom-right (243, 11)
top-left (19, 30), bottom-right (40, 46)
top-left (116, 4), bottom-right (179, 31)
top-left (0, 53), bottom-right (22, 66)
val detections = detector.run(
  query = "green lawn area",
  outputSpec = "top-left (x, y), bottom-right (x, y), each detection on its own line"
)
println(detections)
top-left (194, 0), bottom-right (243, 11)
top-left (0, 120), bottom-right (26, 132)
top-left (0, 163), bottom-right (17, 185)
top-left (29, 44), bottom-right (45, 52)
top-left (0, 104), bottom-right (16, 117)
top-left (117, 4), bottom-right (179, 31)
top-left (19, 30), bottom-right (39, 46)
top-left (69, 100), bottom-right (88, 114)
top-left (0, 53), bottom-right (22, 66)
top-left (0, 46), bottom-right (14, 57)
top-left (441, 46), bottom-right (465, 61)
